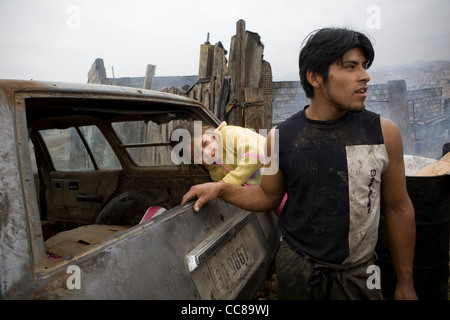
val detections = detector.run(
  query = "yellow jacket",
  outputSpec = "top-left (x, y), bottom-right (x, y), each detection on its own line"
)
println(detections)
top-left (205, 122), bottom-right (266, 186)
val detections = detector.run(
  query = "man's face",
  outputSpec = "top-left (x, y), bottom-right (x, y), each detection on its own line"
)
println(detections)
top-left (322, 47), bottom-right (371, 112)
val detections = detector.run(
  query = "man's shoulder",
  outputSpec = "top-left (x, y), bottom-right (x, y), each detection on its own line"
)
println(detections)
top-left (355, 108), bottom-right (380, 121)
top-left (278, 108), bottom-right (306, 129)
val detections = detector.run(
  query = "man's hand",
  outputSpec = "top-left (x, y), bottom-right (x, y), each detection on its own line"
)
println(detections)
top-left (181, 182), bottom-right (223, 212)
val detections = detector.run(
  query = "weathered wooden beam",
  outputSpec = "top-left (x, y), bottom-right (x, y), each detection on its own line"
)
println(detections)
top-left (244, 87), bottom-right (264, 131)
top-left (259, 60), bottom-right (273, 131)
top-left (386, 80), bottom-right (414, 154)
top-left (198, 39), bottom-right (214, 80)
top-left (229, 19), bottom-right (246, 127)
top-left (143, 64), bottom-right (156, 90)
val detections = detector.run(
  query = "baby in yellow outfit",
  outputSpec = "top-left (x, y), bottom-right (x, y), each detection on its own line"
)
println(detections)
top-left (171, 120), bottom-right (285, 216)
top-left (171, 121), bottom-right (265, 186)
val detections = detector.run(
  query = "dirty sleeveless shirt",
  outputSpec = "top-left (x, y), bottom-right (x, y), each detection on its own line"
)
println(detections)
top-left (277, 107), bottom-right (389, 265)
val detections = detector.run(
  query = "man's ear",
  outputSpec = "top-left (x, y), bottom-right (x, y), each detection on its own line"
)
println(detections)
top-left (306, 70), bottom-right (323, 89)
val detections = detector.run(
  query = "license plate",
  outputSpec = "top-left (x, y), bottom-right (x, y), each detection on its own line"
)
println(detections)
top-left (206, 233), bottom-right (254, 297)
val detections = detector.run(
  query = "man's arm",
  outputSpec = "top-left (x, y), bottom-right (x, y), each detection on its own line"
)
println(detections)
top-left (380, 118), bottom-right (418, 300)
top-left (182, 128), bottom-right (286, 213)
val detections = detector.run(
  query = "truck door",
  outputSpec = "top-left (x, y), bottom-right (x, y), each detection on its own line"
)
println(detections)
top-left (33, 125), bottom-right (122, 232)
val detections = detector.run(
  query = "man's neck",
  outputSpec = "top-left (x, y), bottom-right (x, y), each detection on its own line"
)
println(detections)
top-left (305, 100), bottom-right (347, 121)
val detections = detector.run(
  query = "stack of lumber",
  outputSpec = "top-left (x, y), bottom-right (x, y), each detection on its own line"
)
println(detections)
top-left (413, 152), bottom-right (450, 176)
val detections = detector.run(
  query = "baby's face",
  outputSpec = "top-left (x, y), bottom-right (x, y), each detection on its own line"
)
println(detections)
top-left (192, 133), bottom-right (219, 165)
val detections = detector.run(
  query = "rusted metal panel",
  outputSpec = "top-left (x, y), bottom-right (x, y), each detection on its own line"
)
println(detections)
top-left (0, 96), bottom-right (36, 299)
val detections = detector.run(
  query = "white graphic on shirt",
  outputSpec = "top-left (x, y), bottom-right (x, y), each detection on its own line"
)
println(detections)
top-left (344, 144), bottom-right (389, 265)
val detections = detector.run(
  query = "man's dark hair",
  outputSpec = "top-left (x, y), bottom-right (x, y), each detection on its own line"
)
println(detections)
top-left (299, 27), bottom-right (375, 98)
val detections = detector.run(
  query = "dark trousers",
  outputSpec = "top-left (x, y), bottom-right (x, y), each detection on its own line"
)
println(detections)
top-left (275, 240), bottom-right (383, 300)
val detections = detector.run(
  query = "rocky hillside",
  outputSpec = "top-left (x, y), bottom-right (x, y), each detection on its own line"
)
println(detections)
top-left (370, 60), bottom-right (450, 100)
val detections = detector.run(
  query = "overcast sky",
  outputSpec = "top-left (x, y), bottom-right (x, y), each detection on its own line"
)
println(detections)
top-left (0, 0), bottom-right (449, 83)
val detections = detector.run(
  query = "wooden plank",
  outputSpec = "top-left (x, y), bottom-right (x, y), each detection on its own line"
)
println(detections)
top-left (229, 19), bottom-right (246, 127)
top-left (260, 60), bottom-right (273, 131)
top-left (212, 43), bottom-right (226, 118)
top-left (386, 80), bottom-right (414, 154)
top-left (217, 76), bottom-right (231, 121)
top-left (198, 42), bottom-right (214, 79)
top-left (244, 87), bottom-right (264, 131)
top-left (414, 152), bottom-right (450, 176)
top-left (143, 64), bottom-right (156, 89)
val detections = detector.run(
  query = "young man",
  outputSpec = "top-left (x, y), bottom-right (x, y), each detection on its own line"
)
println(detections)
top-left (181, 28), bottom-right (417, 300)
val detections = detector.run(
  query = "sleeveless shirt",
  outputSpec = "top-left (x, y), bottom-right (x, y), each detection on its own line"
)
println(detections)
top-left (277, 106), bottom-right (389, 265)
